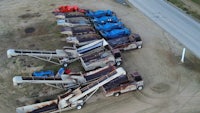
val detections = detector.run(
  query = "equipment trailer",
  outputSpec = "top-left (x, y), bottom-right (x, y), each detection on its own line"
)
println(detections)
top-left (60, 26), bottom-right (96, 36)
top-left (66, 33), bottom-right (101, 46)
top-left (13, 65), bottom-right (116, 90)
top-left (7, 39), bottom-right (122, 69)
top-left (55, 12), bottom-right (86, 19)
top-left (16, 67), bottom-right (126, 113)
top-left (57, 17), bottom-right (91, 27)
top-left (80, 49), bottom-right (121, 71)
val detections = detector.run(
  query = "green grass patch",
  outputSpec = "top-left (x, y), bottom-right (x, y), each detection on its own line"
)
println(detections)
top-left (167, 0), bottom-right (200, 20)
top-left (191, 0), bottom-right (200, 5)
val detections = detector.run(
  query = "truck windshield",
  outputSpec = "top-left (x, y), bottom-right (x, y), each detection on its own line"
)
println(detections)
top-left (114, 53), bottom-right (121, 58)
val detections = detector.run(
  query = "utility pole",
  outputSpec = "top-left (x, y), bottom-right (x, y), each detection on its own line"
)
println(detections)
top-left (181, 48), bottom-right (186, 63)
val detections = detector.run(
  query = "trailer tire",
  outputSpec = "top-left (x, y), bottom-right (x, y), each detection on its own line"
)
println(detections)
top-left (116, 61), bottom-right (121, 66)
top-left (63, 63), bottom-right (68, 68)
top-left (137, 86), bottom-right (143, 90)
top-left (76, 105), bottom-right (82, 110)
top-left (137, 45), bottom-right (142, 49)
top-left (114, 92), bottom-right (120, 97)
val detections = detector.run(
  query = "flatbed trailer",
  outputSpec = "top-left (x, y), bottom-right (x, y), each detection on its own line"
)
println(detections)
top-left (60, 26), bottom-right (96, 36)
top-left (107, 34), bottom-right (143, 50)
top-left (80, 50), bottom-right (118, 71)
top-left (55, 12), bottom-right (86, 19)
top-left (57, 17), bottom-right (91, 27)
top-left (102, 72), bottom-right (143, 97)
top-left (16, 67), bottom-right (126, 113)
top-left (66, 33), bottom-right (101, 46)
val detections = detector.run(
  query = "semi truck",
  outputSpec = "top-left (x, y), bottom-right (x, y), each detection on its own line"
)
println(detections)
top-left (102, 72), bottom-right (144, 97)
top-left (16, 67), bottom-right (126, 113)
top-left (57, 17), bottom-right (91, 27)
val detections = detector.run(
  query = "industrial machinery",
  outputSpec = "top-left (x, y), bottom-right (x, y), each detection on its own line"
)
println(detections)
top-left (55, 12), bottom-right (86, 19)
top-left (57, 17), bottom-right (91, 27)
top-left (53, 5), bottom-right (85, 13)
top-left (7, 39), bottom-right (121, 69)
top-left (16, 67), bottom-right (126, 113)
top-left (66, 33), bottom-right (101, 46)
top-left (80, 49), bottom-right (121, 71)
top-left (60, 26), bottom-right (96, 36)
top-left (13, 66), bottom-right (116, 90)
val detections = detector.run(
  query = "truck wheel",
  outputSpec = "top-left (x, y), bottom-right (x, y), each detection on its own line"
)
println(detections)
top-left (63, 63), bottom-right (68, 68)
top-left (137, 86), bottom-right (143, 90)
top-left (114, 92), bottom-right (120, 97)
top-left (76, 105), bottom-right (82, 110)
top-left (137, 45), bottom-right (142, 49)
top-left (116, 61), bottom-right (121, 66)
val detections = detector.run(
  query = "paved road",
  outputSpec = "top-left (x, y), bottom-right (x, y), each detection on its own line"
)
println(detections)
top-left (129, 0), bottom-right (200, 58)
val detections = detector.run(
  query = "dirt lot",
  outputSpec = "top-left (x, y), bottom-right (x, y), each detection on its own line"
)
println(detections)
top-left (0, 0), bottom-right (200, 113)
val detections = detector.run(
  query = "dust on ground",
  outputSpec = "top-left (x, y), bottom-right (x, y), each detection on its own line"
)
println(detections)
top-left (0, 0), bottom-right (200, 113)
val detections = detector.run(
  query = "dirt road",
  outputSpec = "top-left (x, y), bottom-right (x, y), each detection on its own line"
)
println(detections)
top-left (0, 0), bottom-right (200, 113)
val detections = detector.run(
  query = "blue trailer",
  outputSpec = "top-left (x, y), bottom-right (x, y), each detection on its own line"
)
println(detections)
top-left (92, 16), bottom-right (119, 24)
top-left (100, 28), bottom-right (131, 39)
top-left (32, 70), bottom-right (54, 77)
top-left (94, 22), bottom-right (124, 31)
top-left (86, 10), bottom-right (113, 18)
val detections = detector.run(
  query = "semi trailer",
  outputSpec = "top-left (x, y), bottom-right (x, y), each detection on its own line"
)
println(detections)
top-left (60, 26), bottom-right (96, 36)
top-left (66, 33), bottom-right (101, 46)
top-left (57, 17), bottom-right (91, 27)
